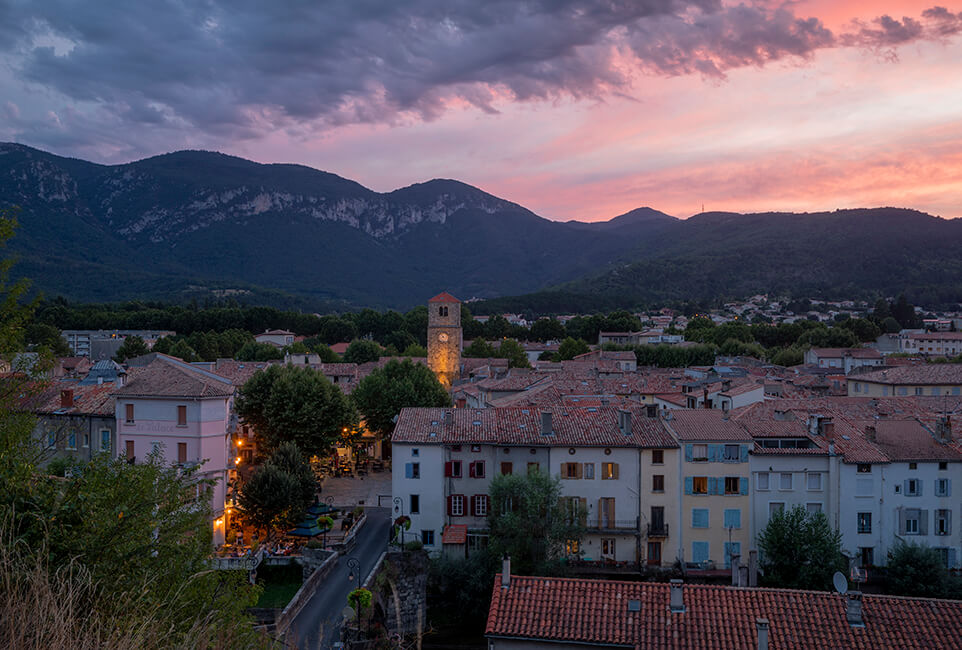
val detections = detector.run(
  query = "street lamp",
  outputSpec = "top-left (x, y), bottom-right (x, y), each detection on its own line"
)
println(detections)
top-left (392, 496), bottom-right (405, 546)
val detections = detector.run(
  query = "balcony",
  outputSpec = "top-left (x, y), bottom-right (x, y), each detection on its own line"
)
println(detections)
top-left (647, 523), bottom-right (669, 538)
top-left (587, 518), bottom-right (640, 533)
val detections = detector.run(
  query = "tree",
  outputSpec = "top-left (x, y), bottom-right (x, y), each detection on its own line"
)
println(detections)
top-left (238, 463), bottom-right (302, 542)
top-left (24, 323), bottom-right (71, 356)
top-left (235, 365), bottom-right (357, 457)
top-left (529, 318), bottom-right (566, 342)
top-left (167, 338), bottom-right (199, 361)
top-left (882, 316), bottom-right (902, 334)
top-left (401, 342), bottom-right (427, 357)
top-left (757, 506), bottom-right (845, 590)
top-left (884, 541), bottom-right (956, 598)
top-left (497, 338), bottom-right (530, 368)
top-left (0, 208), bottom-right (35, 354)
top-left (342, 339), bottom-right (382, 364)
top-left (114, 335), bottom-right (149, 361)
top-left (266, 441), bottom-right (318, 511)
top-left (840, 318), bottom-right (881, 343)
top-left (487, 470), bottom-right (585, 575)
top-left (463, 338), bottom-right (496, 358)
top-left (351, 359), bottom-right (451, 439)
top-left (556, 337), bottom-right (590, 361)
top-left (235, 341), bottom-right (283, 361)
top-left (769, 347), bottom-right (804, 367)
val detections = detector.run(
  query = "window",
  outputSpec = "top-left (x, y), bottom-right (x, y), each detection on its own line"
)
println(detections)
top-left (724, 477), bottom-right (740, 495)
top-left (897, 387), bottom-right (908, 396)
top-left (449, 494), bottom-right (465, 516)
top-left (500, 462), bottom-right (512, 475)
top-left (125, 440), bottom-right (135, 459)
top-left (411, 448), bottom-right (419, 457)
top-left (859, 547), bottom-right (874, 567)
top-left (101, 430), bottom-right (110, 452)
top-left (724, 509), bottom-right (741, 529)
top-left (905, 516), bottom-right (919, 534)
top-left (779, 472), bottom-right (792, 490)
top-left (601, 462), bottom-right (619, 480)
top-left (652, 474), bottom-right (665, 492)
top-left (757, 472), bottom-right (770, 490)
top-left (915, 387), bottom-right (924, 396)
top-left (177, 405), bottom-right (187, 426)
top-left (565, 539), bottom-right (580, 555)
top-left (906, 479), bottom-right (921, 496)
top-left (527, 462), bottom-right (540, 474)
top-left (177, 442), bottom-right (187, 464)
top-left (66, 431), bottom-right (76, 450)
top-left (583, 463), bottom-right (595, 479)
top-left (445, 460), bottom-right (462, 478)
top-left (692, 541), bottom-right (710, 565)
top-left (940, 462), bottom-right (948, 471)
top-left (451, 445), bottom-right (462, 452)
top-left (807, 472), bottom-right (822, 491)
top-left (908, 462), bottom-right (917, 470)
top-left (125, 404), bottom-right (134, 423)
top-left (82, 433), bottom-right (90, 448)
top-left (421, 530), bottom-right (435, 546)
top-left (855, 478), bottom-right (873, 496)
top-left (601, 538), bottom-right (616, 557)
top-left (561, 462), bottom-right (582, 479)
top-left (405, 463), bottom-right (420, 479)
top-left (472, 495), bottom-right (489, 517)
top-left (692, 508), bottom-right (709, 528)
top-left (857, 464), bottom-right (871, 473)
top-left (769, 502), bottom-right (785, 517)
top-left (410, 495), bottom-right (420, 514)
top-left (692, 476), bottom-right (708, 494)
top-left (857, 512), bottom-right (872, 534)
top-left (471, 444), bottom-right (482, 452)
top-left (692, 444), bottom-right (708, 461)
top-left (439, 305), bottom-right (448, 317)
top-left (469, 461), bottom-right (485, 478)
top-left (936, 478), bottom-right (951, 497)
top-left (652, 449), bottom-right (664, 464)
top-left (936, 509), bottom-right (951, 536)
top-left (806, 502), bottom-right (822, 514)
top-left (723, 444), bottom-right (740, 461)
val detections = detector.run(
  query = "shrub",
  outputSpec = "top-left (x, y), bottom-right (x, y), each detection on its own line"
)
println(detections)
top-left (404, 540), bottom-right (424, 551)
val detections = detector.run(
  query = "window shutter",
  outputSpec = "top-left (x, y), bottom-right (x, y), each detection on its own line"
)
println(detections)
top-left (575, 463), bottom-right (583, 479)
top-left (685, 445), bottom-right (693, 462)
top-left (405, 463), bottom-right (414, 478)
top-left (947, 510), bottom-right (953, 535)
top-left (711, 477), bottom-right (721, 495)
top-left (904, 479), bottom-right (911, 495)
top-left (470, 495), bottom-right (477, 517)
top-left (579, 498), bottom-right (587, 526)
top-left (447, 495), bottom-right (453, 516)
top-left (920, 510), bottom-right (928, 536)
top-left (469, 462), bottom-right (476, 478)
top-left (740, 477), bottom-right (749, 495)
top-left (707, 444), bottom-right (718, 462)
top-left (740, 445), bottom-right (749, 462)
top-left (612, 463), bottom-right (619, 480)
top-left (918, 480), bottom-right (923, 497)
top-left (949, 548), bottom-right (958, 569)
top-left (444, 461), bottom-right (452, 477)
top-left (685, 477), bottom-right (693, 495)
top-left (484, 495), bottom-right (490, 515)
top-left (898, 509), bottom-right (906, 535)
top-left (948, 480), bottom-right (953, 497)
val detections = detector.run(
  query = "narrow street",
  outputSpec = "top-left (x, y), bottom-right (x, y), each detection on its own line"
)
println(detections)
top-left (288, 507), bottom-right (391, 650)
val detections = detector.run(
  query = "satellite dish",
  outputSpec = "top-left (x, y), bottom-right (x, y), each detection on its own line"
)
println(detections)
top-left (832, 571), bottom-right (849, 595)
top-left (342, 606), bottom-right (356, 621)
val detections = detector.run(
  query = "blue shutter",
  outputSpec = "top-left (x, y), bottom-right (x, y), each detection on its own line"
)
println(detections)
top-left (708, 477), bottom-right (717, 495)
top-left (692, 541), bottom-right (709, 564)
top-left (904, 479), bottom-right (910, 495)
top-left (949, 548), bottom-right (958, 569)
top-left (918, 480), bottom-right (923, 496)
top-left (947, 480), bottom-right (953, 497)
top-left (405, 463), bottom-right (414, 478)
top-left (708, 444), bottom-right (720, 462)
top-left (740, 445), bottom-right (749, 462)
top-left (685, 477), bottom-right (693, 495)
top-left (724, 509), bottom-right (741, 529)
top-left (740, 477), bottom-right (749, 495)
top-left (685, 445), bottom-right (693, 462)
top-left (692, 509), bottom-right (709, 528)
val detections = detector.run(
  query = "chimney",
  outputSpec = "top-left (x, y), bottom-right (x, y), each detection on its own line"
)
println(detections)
top-left (456, 397), bottom-right (466, 409)
top-left (722, 379), bottom-right (732, 392)
top-left (703, 386), bottom-right (710, 408)
top-left (60, 389), bottom-right (74, 409)
top-left (756, 618), bottom-right (770, 650)
top-left (808, 414), bottom-right (819, 435)
top-left (865, 425), bottom-right (877, 443)
top-left (97, 376), bottom-right (104, 385)
top-left (774, 409), bottom-right (788, 421)
top-left (846, 591), bottom-right (864, 627)
top-left (722, 402), bottom-right (730, 420)
top-left (748, 550), bottom-right (758, 587)
top-left (937, 415), bottom-right (952, 443)
top-left (601, 395), bottom-right (610, 406)
top-left (501, 555), bottom-right (511, 589)
top-left (822, 418), bottom-right (835, 442)
top-left (619, 410), bottom-right (632, 436)
top-left (541, 410), bottom-right (553, 436)
top-left (444, 410), bottom-right (453, 426)
top-left (669, 579), bottom-right (685, 613)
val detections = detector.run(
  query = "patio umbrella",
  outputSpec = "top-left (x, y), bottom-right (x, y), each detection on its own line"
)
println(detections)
top-left (306, 503), bottom-right (335, 516)
top-left (287, 517), bottom-right (323, 537)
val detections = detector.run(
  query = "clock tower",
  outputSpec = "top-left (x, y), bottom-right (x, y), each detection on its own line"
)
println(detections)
top-left (427, 291), bottom-right (461, 390)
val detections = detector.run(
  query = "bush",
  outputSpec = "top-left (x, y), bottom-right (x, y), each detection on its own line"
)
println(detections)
top-left (305, 539), bottom-right (324, 550)
top-left (404, 540), bottom-right (424, 551)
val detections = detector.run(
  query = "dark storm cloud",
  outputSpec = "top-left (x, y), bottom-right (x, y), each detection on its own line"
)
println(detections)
top-left (0, 1), bottom-right (959, 152)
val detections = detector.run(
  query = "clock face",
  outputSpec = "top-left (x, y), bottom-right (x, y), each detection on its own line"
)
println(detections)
top-left (438, 332), bottom-right (449, 342)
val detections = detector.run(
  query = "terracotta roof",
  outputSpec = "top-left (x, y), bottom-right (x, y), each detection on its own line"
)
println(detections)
top-left (487, 575), bottom-right (962, 649)
top-left (20, 382), bottom-right (116, 417)
top-left (258, 329), bottom-right (294, 336)
top-left (719, 381), bottom-right (764, 397)
top-left (852, 419), bottom-right (962, 462)
top-left (428, 291), bottom-right (460, 303)
top-left (663, 409), bottom-right (753, 442)
top-left (113, 355), bottom-right (234, 398)
top-left (811, 347), bottom-right (883, 359)
top-left (655, 392), bottom-right (688, 406)
top-left (442, 524), bottom-right (467, 544)
top-left (213, 359), bottom-right (275, 385)
top-left (393, 406), bottom-right (678, 448)
top-left (853, 364), bottom-right (962, 386)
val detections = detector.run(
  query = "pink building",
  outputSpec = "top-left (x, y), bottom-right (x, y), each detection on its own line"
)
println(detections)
top-left (113, 355), bottom-right (235, 543)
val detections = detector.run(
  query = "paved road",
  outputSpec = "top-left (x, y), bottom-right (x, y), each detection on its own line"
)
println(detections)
top-left (289, 507), bottom-right (391, 650)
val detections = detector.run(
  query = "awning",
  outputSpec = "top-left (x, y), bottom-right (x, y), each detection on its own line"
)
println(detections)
top-left (441, 524), bottom-right (467, 544)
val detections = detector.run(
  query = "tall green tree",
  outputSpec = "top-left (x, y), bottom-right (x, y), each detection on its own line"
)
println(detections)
top-left (266, 441), bottom-right (318, 510)
top-left (758, 506), bottom-right (845, 590)
top-left (235, 365), bottom-right (357, 457)
top-left (237, 443), bottom-right (319, 543)
top-left (885, 541), bottom-right (956, 598)
top-left (556, 337), bottom-right (589, 360)
top-left (497, 338), bottom-right (531, 368)
top-left (351, 359), bottom-right (451, 439)
top-left (342, 339), bottom-right (382, 364)
top-left (24, 323), bottom-right (71, 356)
top-left (113, 335), bottom-right (149, 361)
top-left (487, 471), bottom-right (585, 575)
top-left (463, 338), bottom-right (497, 358)
top-left (529, 318), bottom-right (566, 342)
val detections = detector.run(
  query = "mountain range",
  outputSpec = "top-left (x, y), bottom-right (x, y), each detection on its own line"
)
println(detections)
top-left (2, 142), bottom-right (961, 312)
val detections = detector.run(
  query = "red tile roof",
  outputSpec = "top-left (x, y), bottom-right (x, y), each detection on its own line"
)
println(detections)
top-left (853, 364), bottom-right (962, 385)
top-left (428, 291), bottom-right (460, 303)
top-left (486, 575), bottom-right (962, 649)
top-left (113, 355), bottom-right (234, 398)
top-left (663, 409), bottom-right (753, 442)
top-left (442, 524), bottom-right (467, 544)
top-left (811, 347), bottom-right (883, 359)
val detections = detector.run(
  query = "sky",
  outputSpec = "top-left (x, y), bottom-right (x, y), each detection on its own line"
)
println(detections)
top-left (1, 1), bottom-right (961, 221)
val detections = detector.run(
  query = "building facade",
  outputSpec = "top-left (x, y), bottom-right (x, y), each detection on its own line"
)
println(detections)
top-left (427, 292), bottom-right (462, 389)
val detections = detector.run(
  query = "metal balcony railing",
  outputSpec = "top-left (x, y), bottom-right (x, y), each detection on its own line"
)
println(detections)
top-left (587, 518), bottom-right (640, 532)
top-left (647, 523), bottom-right (669, 537)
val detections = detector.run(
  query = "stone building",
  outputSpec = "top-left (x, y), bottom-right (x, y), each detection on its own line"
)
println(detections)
top-left (427, 292), bottom-right (461, 390)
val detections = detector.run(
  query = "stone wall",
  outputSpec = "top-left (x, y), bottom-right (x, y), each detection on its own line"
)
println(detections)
top-left (367, 550), bottom-right (428, 639)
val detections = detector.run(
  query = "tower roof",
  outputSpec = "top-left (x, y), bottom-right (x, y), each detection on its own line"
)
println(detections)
top-left (428, 291), bottom-right (460, 303)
